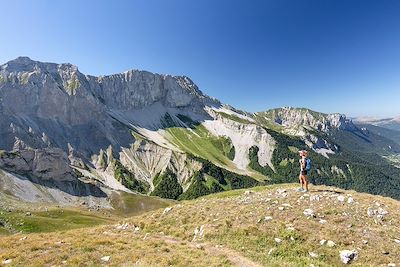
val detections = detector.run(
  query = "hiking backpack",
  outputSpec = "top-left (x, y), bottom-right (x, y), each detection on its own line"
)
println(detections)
top-left (305, 158), bottom-right (312, 171)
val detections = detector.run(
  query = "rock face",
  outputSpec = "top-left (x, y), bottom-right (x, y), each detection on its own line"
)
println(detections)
top-left (0, 57), bottom-right (224, 201)
top-left (259, 107), bottom-right (357, 132)
top-left (0, 148), bottom-right (76, 182)
top-left (1, 57), bottom-right (400, 203)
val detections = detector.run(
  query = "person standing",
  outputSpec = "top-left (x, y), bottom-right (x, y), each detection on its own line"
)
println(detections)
top-left (297, 150), bottom-right (310, 192)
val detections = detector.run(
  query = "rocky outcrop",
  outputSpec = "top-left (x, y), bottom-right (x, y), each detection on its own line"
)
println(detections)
top-left (0, 148), bottom-right (76, 182)
top-left (259, 107), bottom-right (357, 133)
top-left (119, 139), bottom-right (202, 190)
top-left (203, 108), bottom-right (275, 170)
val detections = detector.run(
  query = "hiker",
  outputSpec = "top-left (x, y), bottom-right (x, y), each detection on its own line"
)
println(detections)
top-left (297, 150), bottom-right (311, 192)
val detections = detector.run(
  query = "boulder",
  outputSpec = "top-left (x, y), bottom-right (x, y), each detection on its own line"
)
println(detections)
top-left (339, 250), bottom-right (358, 264)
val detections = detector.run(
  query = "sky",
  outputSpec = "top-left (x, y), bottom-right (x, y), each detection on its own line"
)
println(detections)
top-left (1, 0), bottom-right (400, 117)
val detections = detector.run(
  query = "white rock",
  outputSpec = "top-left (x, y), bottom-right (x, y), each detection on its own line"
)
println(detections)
top-left (274, 238), bottom-right (282, 243)
top-left (264, 216), bottom-right (273, 221)
top-left (339, 250), bottom-right (358, 264)
top-left (337, 195), bottom-right (345, 202)
top-left (362, 240), bottom-right (368, 244)
top-left (347, 197), bottom-right (354, 204)
top-left (309, 251), bottom-right (318, 258)
top-left (303, 209), bottom-right (315, 217)
top-left (394, 239), bottom-right (400, 244)
top-left (278, 206), bottom-right (285, 211)
top-left (377, 207), bottom-right (388, 215)
top-left (310, 195), bottom-right (320, 201)
top-left (19, 236), bottom-right (27, 241)
top-left (2, 259), bottom-right (12, 265)
top-left (101, 256), bottom-right (111, 262)
top-left (244, 190), bottom-right (253, 195)
top-left (268, 248), bottom-right (276, 255)
top-left (319, 219), bottom-right (327, 224)
top-left (388, 263), bottom-right (396, 267)
top-left (367, 207), bottom-right (376, 216)
top-left (320, 239), bottom-right (327, 245)
top-left (163, 207), bottom-right (173, 214)
top-left (327, 240), bottom-right (336, 247)
top-left (276, 188), bottom-right (287, 194)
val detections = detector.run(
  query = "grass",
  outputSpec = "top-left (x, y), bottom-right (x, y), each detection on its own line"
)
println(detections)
top-left (110, 191), bottom-right (173, 216)
top-left (1, 184), bottom-right (399, 266)
top-left (215, 111), bottom-right (253, 124)
top-left (0, 208), bottom-right (114, 235)
top-left (165, 124), bottom-right (236, 169)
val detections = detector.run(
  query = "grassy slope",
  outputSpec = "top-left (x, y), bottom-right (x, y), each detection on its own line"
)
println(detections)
top-left (165, 125), bottom-right (235, 168)
top-left (1, 184), bottom-right (399, 266)
top-left (0, 191), bottom-right (172, 236)
top-left (0, 208), bottom-right (115, 235)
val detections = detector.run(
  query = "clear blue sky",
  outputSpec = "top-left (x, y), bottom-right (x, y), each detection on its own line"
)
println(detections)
top-left (1, 0), bottom-right (400, 117)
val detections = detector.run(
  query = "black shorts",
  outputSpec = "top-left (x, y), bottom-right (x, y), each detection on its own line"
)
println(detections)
top-left (301, 170), bottom-right (308, 175)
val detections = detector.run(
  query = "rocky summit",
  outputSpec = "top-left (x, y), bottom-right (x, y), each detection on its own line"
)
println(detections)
top-left (1, 57), bottom-right (400, 206)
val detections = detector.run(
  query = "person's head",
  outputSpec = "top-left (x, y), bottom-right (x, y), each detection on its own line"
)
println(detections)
top-left (299, 150), bottom-right (308, 158)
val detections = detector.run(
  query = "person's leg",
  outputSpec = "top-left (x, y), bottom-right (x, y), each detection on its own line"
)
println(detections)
top-left (304, 175), bottom-right (309, 192)
top-left (299, 174), bottom-right (303, 189)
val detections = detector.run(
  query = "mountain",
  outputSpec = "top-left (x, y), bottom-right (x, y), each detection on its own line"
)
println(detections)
top-left (1, 184), bottom-right (400, 266)
top-left (355, 116), bottom-right (400, 131)
top-left (1, 57), bottom-right (400, 207)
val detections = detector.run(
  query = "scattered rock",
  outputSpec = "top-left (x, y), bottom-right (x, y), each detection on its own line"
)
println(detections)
top-left (2, 259), bottom-right (12, 265)
top-left (378, 208), bottom-right (389, 216)
top-left (276, 188), bottom-right (287, 194)
top-left (388, 263), bottom-right (396, 267)
top-left (244, 190), bottom-right (253, 195)
top-left (25, 212), bottom-right (32, 216)
top-left (309, 251), bottom-right (318, 258)
top-left (394, 239), bottom-right (400, 244)
top-left (267, 247), bottom-right (276, 255)
top-left (274, 238), bottom-right (282, 243)
top-left (367, 207), bottom-right (376, 217)
top-left (303, 209), bottom-right (315, 217)
top-left (264, 216), bottom-right (273, 221)
top-left (101, 256), bottom-right (111, 262)
top-left (339, 250), bottom-right (358, 264)
top-left (115, 222), bottom-right (130, 230)
top-left (362, 240), bottom-right (368, 244)
top-left (327, 240), bottom-right (336, 247)
top-left (319, 219), bottom-right (327, 224)
top-left (193, 225), bottom-right (205, 241)
top-left (337, 195), bottom-right (345, 202)
top-left (310, 195), bottom-right (320, 201)
top-left (163, 207), bottom-right (173, 214)
top-left (19, 236), bottom-right (27, 241)
top-left (287, 227), bottom-right (295, 231)
top-left (347, 197), bottom-right (354, 204)
top-left (320, 239), bottom-right (327, 246)
top-left (278, 207), bottom-right (285, 211)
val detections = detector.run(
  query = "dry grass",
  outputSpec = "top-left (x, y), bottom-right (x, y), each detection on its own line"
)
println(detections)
top-left (1, 184), bottom-right (400, 266)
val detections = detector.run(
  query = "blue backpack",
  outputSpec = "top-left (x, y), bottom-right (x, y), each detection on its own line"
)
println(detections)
top-left (305, 158), bottom-right (312, 171)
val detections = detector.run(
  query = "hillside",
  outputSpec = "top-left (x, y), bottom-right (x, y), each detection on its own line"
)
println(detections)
top-left (1, 184), bottom-right (399, 266)
top-left (1, 57), bottom-right (400, 207)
